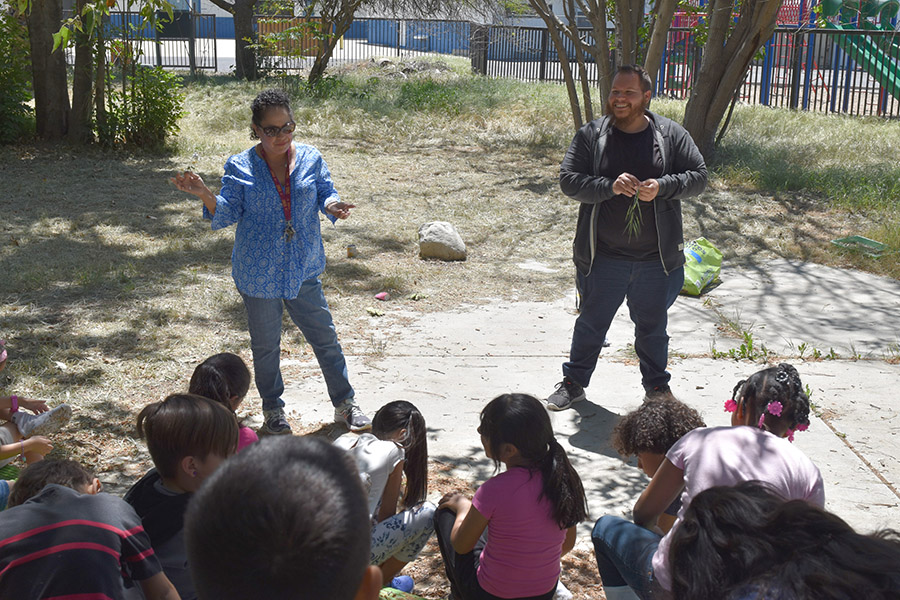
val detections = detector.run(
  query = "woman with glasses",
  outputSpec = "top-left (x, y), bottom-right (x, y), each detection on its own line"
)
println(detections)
top-left (171, 88), bottom-right (370, 437)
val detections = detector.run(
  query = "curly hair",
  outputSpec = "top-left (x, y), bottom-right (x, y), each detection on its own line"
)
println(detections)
top-left (249, 88), bottom-right (292, 139)
top-left (732, 363), bottom-right (811, 434)
top-left (611, 398), bottom-right (706, 457)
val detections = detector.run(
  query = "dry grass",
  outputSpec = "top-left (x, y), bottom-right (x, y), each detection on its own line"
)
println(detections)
top-left (0, 60), bottom-right (897, 596)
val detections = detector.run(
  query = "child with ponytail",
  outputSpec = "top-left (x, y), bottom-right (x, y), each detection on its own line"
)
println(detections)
top-left (189, 353), bottom-right (256, 451)
top-left (592, 363), bottom-right (824, 600)
top-left (334, 400), bottom-right (435, 591)
top-left (435, 393), bottom-right (588, 600)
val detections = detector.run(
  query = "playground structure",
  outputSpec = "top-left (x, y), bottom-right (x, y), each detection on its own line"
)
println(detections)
top-left (661, 0), bottom-right (900, 115)
top-left (820, 0), bottom-right (900, 101)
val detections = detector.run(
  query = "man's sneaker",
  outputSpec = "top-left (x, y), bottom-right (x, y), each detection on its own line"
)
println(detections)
top-left (334, 400), bottom-right (372, 432)
top-left (12, 403), bottom-right (72, 438)
top-left (546, 378), bottom-right (585, 411)
top-left (643, 384), bottom-right (676, 403)
top-left (261, 408), bottom-right (292, 435)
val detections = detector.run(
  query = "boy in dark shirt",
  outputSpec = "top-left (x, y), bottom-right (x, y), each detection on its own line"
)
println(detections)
top-left (0, 459), bottom-right (180, 600)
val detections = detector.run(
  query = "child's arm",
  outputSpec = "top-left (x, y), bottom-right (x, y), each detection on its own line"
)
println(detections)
top-left (138, 572), bottom-right (181, 600)
top-left (376, 461), bottom-right (404, 524)
top-left (0, 395), bottom-right (49, 413)
top-left (439, 493), bottom-right (488, 555)
top-left (562, 525), bottom-right (577, 556)
top-left (0, 437), bottom-right (52, 461)
top-left (633, 458), bottom-right (684, 530)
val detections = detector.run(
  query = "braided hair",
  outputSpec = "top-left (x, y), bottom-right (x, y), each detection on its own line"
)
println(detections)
top-left (732, 363), bottom-right (810, 437)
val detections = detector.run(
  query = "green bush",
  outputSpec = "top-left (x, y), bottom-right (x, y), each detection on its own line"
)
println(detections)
top-left (0, 8), bottom-right (34, 144)
top-left (103, 66), bottom-right (184, 148)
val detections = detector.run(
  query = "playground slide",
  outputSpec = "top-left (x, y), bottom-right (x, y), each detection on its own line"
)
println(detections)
top-left (823, 20), bottom-right (900, 100)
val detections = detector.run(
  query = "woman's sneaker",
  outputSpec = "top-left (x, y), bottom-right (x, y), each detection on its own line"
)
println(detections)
top-left (261, 408), bottom-right (292, 435)
top-left (546, 378), bottom-right (585, 411)
top-left (334, 400), bottom-right (372, 432)
top-left (389, 575), bottom-right (414, 593)
top-left (12, 403), bottom-right (72, 437)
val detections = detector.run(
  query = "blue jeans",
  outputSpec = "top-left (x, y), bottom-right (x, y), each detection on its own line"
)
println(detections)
top-left (591, 516), bottom-right (660, 599)
top-left (241, 278), bottom-right (354, 412)
top-left (564, 257), bottom-right (684, 391)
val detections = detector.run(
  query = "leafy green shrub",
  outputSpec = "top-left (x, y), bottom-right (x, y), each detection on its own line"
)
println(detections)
top-left (103, 66), bottom-right (185, 148)
top-left (0, 8), bottom-right (34, 144)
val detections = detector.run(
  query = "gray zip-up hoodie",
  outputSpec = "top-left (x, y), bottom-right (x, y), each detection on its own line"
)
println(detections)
top-left (560, 111), bottom-right (708, 276)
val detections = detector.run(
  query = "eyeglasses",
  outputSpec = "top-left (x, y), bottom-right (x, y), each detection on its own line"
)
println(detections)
top-left (259, 121), bottom-right (296, 138)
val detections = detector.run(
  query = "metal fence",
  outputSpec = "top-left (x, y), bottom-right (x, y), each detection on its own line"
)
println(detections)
top-left (256, 17), bottom-right (472, 71)
top-left (64, 11), bottom-right (218, 74)
top-left (260, 17), bottom-right (900, 119)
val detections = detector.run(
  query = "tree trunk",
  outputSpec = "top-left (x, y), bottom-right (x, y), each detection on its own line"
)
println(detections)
top-left (69, 0), bottom-right (94, 144)
top-left (95, 29), bottom-right (108, 142)
top-left (233, 0), bottom-right (258, 80)
top-left (26, 0), bottom-right (70, 139)
top-left (683, 0), bottom-right (783, 157)
top-left (615, 0), bottom-right (642, 65)
top-left (307, 0), bottom-right (363, 85)
top-left (643, 0), bottom-right (678, 87)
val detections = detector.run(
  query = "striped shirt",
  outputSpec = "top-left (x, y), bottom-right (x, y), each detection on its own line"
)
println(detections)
top-left (0, 484), bottom-right (162, 599)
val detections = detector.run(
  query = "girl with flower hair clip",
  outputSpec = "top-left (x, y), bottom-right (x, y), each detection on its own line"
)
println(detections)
top-left (724, 362), bottom-right (811, 442)
top-left (591, 362), bottom-right (824, 600)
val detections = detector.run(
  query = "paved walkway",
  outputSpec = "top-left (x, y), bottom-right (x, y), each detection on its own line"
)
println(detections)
top-left (281, 259), bottom-right (900, 538)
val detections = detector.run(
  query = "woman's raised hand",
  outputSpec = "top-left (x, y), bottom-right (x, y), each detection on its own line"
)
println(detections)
top-left (325, 201), bottom-right (355, 220)
top-left (171, 171), bottom-right (211, 198)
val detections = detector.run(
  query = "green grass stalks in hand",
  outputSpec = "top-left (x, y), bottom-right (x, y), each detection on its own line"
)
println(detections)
top-left (623, 195), bottom-right (643, 239)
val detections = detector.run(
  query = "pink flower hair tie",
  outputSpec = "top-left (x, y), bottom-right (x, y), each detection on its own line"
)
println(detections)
top-left (724, 399), bottom-right (737, 413)
top-left (767, 401), bottom-right (783, 417)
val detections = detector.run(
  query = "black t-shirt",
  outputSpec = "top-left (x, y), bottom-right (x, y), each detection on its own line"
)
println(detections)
top-left (596, 124), bottom-right (664, 261)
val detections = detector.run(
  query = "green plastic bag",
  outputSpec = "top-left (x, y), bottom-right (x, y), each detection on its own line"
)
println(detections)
top-left (682, 237), bottom-right (722, 296)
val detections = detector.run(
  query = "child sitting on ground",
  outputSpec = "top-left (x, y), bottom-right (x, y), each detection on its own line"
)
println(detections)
top-left (188, 352), bottom-right (257, 451)
top-left (669, 481), bottom-right (900, 600)
top-left (0, 459), bottom-right (179, 599)
top-left (335, 400), bottom-right (436, 592)
top-left (184, 435), bottom-right (381, 600)
top-left (435, 393), bottom-right (589, 600)
top-left (611, 398), bottom-right (706, 533)
top-left (592, 363), bottom-right (824, 600)
top-left (124, 393), bottom-right (238, 600)
top-left (0, 339), bottom-right (72, 508)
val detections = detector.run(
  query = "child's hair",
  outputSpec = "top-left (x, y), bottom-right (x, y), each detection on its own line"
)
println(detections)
top-left (136, 393), bottom-right (238, 479)
top-left (611, 398), bottom-right (706, 456)
top-left (8, 459), bottom-right (95, 507)
top-left (669, 481), bottom-right (900, 600)
top-left (732, 363), bottom-right (811, 434)
top-left (184, 436), bottom-right (371, 600)
top-left (188, 352), bottom-right (251, 413)
top-left (479, 393), bottom-right (588, 529)
top-left (372, 400), bottom-right (427, 509)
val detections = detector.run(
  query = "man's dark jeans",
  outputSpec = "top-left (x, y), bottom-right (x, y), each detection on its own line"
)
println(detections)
top-left (564, 256), bottom-right (684, 391)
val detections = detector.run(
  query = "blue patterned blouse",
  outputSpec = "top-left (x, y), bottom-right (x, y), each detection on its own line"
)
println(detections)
top-left (204, 143), bottom-right (339, 299)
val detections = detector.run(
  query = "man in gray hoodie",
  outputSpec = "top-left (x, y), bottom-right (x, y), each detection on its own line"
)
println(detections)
top-left (547, 65), bottom-right (707, 411)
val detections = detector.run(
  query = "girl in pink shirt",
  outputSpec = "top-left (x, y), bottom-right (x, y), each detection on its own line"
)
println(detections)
top-left (592, 363), bottom-right (823, 600)
top-left (189, 353), bottom-right (258, 451)
top-left (435, 393), bottom-right (589, 600)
